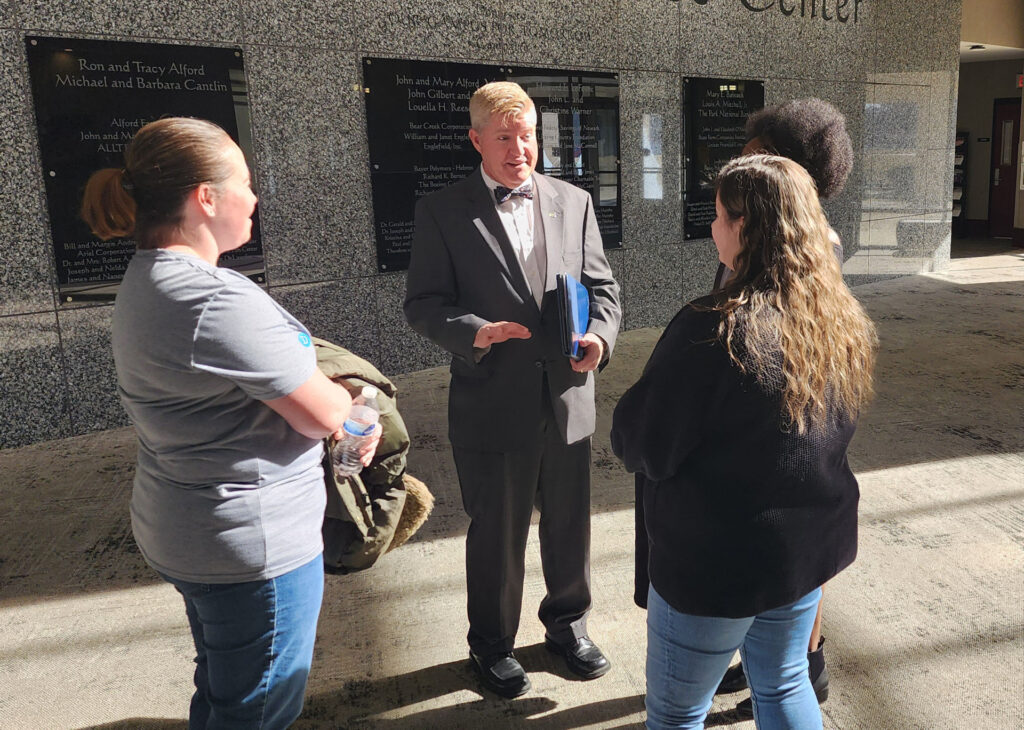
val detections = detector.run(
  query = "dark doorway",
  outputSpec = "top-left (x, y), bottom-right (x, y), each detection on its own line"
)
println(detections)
top-left (989, 98), bottom-right (1021, 238)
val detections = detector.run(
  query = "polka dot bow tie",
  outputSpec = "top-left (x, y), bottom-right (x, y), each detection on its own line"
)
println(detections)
top-left (494, 184), bottom-right (534, 204)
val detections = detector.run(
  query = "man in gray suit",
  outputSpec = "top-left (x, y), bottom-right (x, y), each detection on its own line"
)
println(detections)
top-left (404, 81), bottom-right (621, 698)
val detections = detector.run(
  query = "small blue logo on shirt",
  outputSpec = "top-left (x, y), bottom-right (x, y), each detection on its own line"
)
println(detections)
top-left (298, 332), bottom-right (312, 347)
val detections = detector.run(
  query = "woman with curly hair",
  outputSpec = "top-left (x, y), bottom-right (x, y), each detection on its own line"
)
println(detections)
top-left (612, 155), bottom-right (877, 729)
top-left (714, 97), bottom-right (853, 291)
top-left (712, 98), bottom-right (855, 717)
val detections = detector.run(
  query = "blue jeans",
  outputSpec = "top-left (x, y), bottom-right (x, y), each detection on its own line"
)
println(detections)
top-left (646, 584), bottom-right (822, 730)
top-left (160, 554), bottom-right (324, 730)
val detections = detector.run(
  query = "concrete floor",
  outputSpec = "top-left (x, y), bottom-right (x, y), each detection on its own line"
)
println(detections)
top-left (1, 239), bottom-right (1022, 729)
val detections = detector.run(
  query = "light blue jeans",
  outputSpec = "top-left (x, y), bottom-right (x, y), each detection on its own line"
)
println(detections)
top-left (160, 554), bottom-right (324, 729)
top-left (646, 584), bottom-right (823, 730)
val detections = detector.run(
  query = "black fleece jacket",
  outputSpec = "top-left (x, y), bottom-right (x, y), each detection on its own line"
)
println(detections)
top-left (611, 297), bottom-right (859, 618)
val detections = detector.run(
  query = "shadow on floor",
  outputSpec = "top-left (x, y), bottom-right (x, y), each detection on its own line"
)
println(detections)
top-left (3, 261), bottom-right (1022, 615)
top-left (949, 236), bottom-right (1020, 259)
top-left (296, 643), bottom-right (646, 729)
top-left (77, 721), bottom-right (186, 730)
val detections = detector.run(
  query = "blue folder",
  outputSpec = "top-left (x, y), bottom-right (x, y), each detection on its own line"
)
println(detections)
top-left (556, 273), bottom-right (590, 361)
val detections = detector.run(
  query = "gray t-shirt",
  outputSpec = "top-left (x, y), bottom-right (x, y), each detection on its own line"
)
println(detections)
top-left (113, 249), bottom-right (325, 583)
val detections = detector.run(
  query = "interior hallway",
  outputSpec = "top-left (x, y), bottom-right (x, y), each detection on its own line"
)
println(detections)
top-left (1, 241), bottom-right (1022, 729)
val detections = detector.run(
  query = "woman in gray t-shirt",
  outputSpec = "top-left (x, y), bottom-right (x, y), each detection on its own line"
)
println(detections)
top-left (82, 117), bottom-right (377, 729)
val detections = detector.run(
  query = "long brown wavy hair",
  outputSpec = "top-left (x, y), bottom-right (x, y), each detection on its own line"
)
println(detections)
top-left (713, 154), bottom-right (877, 433)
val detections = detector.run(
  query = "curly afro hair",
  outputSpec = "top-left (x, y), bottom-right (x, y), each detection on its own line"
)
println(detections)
top-left (745, 98), bottom-right (853, 199)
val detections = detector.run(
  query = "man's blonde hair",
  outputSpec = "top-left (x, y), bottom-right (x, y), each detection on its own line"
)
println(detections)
top-left (469, 81), bottom-right (534, 131)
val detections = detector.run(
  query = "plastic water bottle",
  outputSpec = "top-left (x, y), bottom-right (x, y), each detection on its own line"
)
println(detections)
top-left (331, 386), bottom-right (380, 478)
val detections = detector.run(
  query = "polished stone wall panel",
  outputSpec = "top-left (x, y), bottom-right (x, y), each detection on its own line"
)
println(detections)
top-left (919, 1), bottom-right (962, 82)
top-left (871, 0), bottom-right (931, 74)
top-left (865, 81), bottom-right (931, 152)
top-left (829, 210), bottom-right (861, 263)
top-left (0, 0), bottom-right (964, 447)
top-left (872, 0), bottom-right (960, 76)
top-left (373, 272), bottom-right (447, 376)
top-left (861, 80), bottom-right (942, 230)
top-left (678, 1), bottom-right (769, 80)
top-left (618, 0), bottom-right (679, 73)
top-left (0, 312), bottom-right (71, 448)
top-left (240, 0), bottom-right (359, 49)
top-left (832, 0), bottom-right (874, 84)
top-left (55, 305), bottom-right (127, 434)
top-left (514, 1), bottom-right (619, 70)
top-left (603, 247), bottom-right (628, 328)
top-left (0, 32), bottom-right (56, 316)
top-left (765, 78), bottom-right (867, 160)
top-left (622, 244), bottom-right (682, 331)
top-left (619, 70), bottom-right (681, 249)
top-left (862, 149), bottom-right (923, 222)
top-left (764, 77), bottom-right (867, 228)
top-left (763, 11), bottom-right (843, 82)
top-left (680, 239), bottom-right (720, 305)
top-left (921, 148), bottom-right (955, 213)
top-left (270, 277), bottom-right (381, 366)
top-left (863, 213), bottom-right (949, 276)
top-left (245, 47), bottom-right (376, 286)
top-left (358, 0), bottom-right (507, 62)
top-left (16, 0), bottom-right (243, 42)
top-left (928, 70), bottom-right (960, 152)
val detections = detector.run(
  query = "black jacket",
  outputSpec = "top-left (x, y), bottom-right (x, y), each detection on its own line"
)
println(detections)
top-left (611, 298), bottom-right (859, 618)
top-left (404, 169), bottom-right (621, 449)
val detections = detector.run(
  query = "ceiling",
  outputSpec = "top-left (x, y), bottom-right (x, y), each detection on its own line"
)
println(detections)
top-left (960, 41), bottom-right (1024, 63)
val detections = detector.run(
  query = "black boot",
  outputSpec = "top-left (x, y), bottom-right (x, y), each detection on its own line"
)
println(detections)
top-left (716, 662), bottom-right (748, 694)
top-left (808, 636), bottom-right (829, 702)
top-left (733, 637), bottom-right (829, 719)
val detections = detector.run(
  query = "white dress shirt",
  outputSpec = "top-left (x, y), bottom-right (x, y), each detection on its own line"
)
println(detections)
top-left (480, 167), bottom-right (548, 308)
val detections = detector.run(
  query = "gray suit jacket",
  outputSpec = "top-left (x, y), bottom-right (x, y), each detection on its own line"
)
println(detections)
top-left (404, 168), bottom-right (621, 450)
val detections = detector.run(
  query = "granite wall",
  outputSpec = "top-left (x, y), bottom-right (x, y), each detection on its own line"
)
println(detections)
top-left (0, 0), bottom-right (962, 448)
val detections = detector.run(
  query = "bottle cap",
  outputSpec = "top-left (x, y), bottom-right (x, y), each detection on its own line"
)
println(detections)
top-left (361, 385), bottom-right (378, 399)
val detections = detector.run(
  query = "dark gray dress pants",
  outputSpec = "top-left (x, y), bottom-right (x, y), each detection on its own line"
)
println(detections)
top-left (452, 389), bottom-right (592, 657)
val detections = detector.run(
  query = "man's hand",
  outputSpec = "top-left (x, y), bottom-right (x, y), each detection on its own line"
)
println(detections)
top-left (473, 321), bottom-right (531, 349)
top-left (571, 333), bottom-right (605, 373)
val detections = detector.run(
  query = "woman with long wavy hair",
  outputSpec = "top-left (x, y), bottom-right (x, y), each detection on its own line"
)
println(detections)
top-left (714, 99), bottom-right (855, 717)
top-left (612, 154), bottom-right (877, 730)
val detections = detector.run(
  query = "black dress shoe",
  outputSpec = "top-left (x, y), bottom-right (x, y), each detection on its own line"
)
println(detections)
top-left (469, 650), bottom-right (531, 699)
top-left (716, 662), bottom-right (748, 694)
top-left (544, 635), bottom-right (611, 679)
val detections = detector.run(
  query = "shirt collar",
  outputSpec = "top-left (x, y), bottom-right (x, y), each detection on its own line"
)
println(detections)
top-left (480, 165), bottom-right (533, 195)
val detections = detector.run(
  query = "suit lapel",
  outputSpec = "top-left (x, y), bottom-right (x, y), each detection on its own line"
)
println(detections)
top-left (536, 174), bottom-right (566, 294)
top-left (466, 170), bottom-right (533, 304)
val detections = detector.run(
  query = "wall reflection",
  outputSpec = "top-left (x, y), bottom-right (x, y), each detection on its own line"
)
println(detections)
top-left (642, 113), bottom-right (664, 200)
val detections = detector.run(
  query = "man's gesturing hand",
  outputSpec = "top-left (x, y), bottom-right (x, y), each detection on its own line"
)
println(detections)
top-left (474, 321), bottom-right (532, 349)
top-left (571, 333), bottom-right (605, 373)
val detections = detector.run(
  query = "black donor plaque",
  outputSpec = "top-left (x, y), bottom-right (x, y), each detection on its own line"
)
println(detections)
top-left (683, 77), bottom-right (764, 240)
top-left (25, 36), bottom-right (262, 303)
top-left (364, 58), bottom-right (621, 272)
